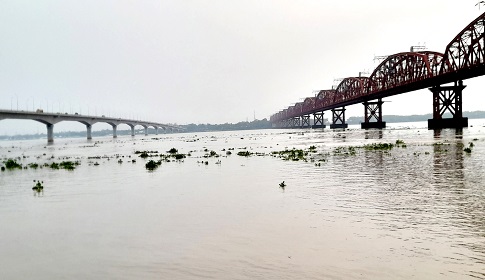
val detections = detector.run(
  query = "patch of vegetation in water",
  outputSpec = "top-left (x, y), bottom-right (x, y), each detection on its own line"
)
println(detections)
top-left (173, 154), bottom-right (186, 160)
top-left (272, 148), bottom-right (308, 161)
top-left (3, 159), bottom-right (22, 170)
top-left (59, 161), bottom-right (80, 170)
top-left (237, 151), bottom-right (253, 157)
top-left (145, 160), bottom-right (162, 170)
top-left (28, 163), bottom-right (39, 169)
top-left (48, 161), bottom-right (80, 170)
top-left (395, 139), bottom-right (406, 148)
top-left (364, 143), bottom-right (394, 150)
top-left (464, 142), bottom-right (474, 154)
top-left (203, 150), bottom-right (219, 158)
top-left (32, 180), bottom-right (44, 192)
top-left (159, 151), bottom-right (187, 161)
top-left (167, 148), bottom-right (178, 154)
top-left (333, 146), bottom-right (357, 156)
top-left (136, 150), bottom-right (159, 158)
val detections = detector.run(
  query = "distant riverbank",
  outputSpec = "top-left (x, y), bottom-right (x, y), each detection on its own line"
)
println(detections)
top-left (2, 111), bottom-right (485, 141)
top-left (346, 110), bottom-right (485, 124)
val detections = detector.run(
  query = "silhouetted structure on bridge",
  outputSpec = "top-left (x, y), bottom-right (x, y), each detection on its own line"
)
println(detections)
top-left (271, 11), bottom-right (485, 130)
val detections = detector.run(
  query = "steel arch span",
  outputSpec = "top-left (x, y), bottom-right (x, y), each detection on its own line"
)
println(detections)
top-left (368, 51), bottom-right (444, 94)
top-left (270, 11), bottom-right (485, 126)
top-left (441, 12), bottom-right (485, 75)
top-left (315, 90), bottom-right (336, 110)
top-left (302, 97), bottom-right (316, 114)
top-left (334, 77), bottom-right (369, 104)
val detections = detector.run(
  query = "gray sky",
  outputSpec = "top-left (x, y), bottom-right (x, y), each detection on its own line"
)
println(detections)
top-left (0, 0), bottom-right (484, 135)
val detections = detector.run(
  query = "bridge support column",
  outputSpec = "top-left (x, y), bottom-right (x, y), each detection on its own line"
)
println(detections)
top-left (428, 80), bottom-right (468, 129)
top-left (130, 126), bottom-right (135, 137)
top-left (112, 125), bottom-right (118, 138)
top-left (86, 124), bottom-right (92, 140)
top-left (144, 127), bottom-right (148, 136)
top-left (292, 117), bottom-right (300, 128)
top-left (301, 115), bottom-right (310, 128)
top-left (155, 127), bottom-right (158, 135)
top-left (46, 124), bottom-right (54, 143)
top-left (361, 99), bottom-right (386, 129)
top-left (283, 119), bottom-right (289, 128)
top-left (330, 107), bottom-right (348, 129)
top-left (312, 112), bottom-right (326, 128)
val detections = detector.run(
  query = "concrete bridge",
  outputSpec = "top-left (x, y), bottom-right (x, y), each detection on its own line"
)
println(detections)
top-left (0, 109), bottom-right (183, 142)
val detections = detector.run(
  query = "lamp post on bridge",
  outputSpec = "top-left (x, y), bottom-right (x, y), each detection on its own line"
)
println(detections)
top-left (25, 97), bottom-right (33, 111)
top-left (10, 95), bottom-right (17, 110)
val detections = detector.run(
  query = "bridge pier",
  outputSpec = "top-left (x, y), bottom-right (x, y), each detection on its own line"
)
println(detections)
top-left (312, 112), bottom-right (326, 128)
top-left (428, 80), bottom-right (468, 129)
top-left (155, 127), bottom-right (158, 135)
top-left (283, 119), bottom-right (290, 128)
top-left (301, 115), bottom-right (310, 128)
top-left (330, 107), bottom-right (348, 129)
top-left (130, 126), bottom-right (135, 136)
top-left (86, 124), bottom-right (92, 140)
top-left (112, 125), bottom-right (118, 138)
top-left (361, 98), bottom-right (386, 129)
top-left (144, 126), bottom-right (148, 136)
top-left (46, 124), bottom-right (54, 143)
top-left (291, 117), bottom-right (300, 128)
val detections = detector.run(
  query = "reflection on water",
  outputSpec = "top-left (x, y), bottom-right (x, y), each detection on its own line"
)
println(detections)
top-left (1, 120), bottom-right (485, 279)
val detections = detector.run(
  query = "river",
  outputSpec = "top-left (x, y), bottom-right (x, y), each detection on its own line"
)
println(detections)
top-left (1, 120), bottom-right (485, 279)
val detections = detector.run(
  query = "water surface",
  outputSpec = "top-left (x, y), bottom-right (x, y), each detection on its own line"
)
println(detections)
top-left (1, 120), bottom-right (485, 279)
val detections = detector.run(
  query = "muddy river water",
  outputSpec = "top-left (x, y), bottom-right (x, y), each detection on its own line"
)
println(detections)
top-left (1, 120), bottom-right (485, 279)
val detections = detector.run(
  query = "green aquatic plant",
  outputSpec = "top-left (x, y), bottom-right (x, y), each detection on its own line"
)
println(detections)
top-left (59, 161), bottom-right (80, 170)
top-left (237, 151), bottom-right (252, 157)
top-left (28, 163), bottom-right (39, 169)
top-left (136, 151), bottom-right (159, 158)
top-left (333, 146), bottom-right (357, 156)
top-left (395, 139), bottom-right (407, 148)
top-left (279, 181), bottom-right (286, 188)
top-left (4, 159), bottom-right (22, 170)
top-left (173, 154), bottom-right (186, 160)
top-left (364, 143), bottom-right (394, 150)
top-left (32, 180), bottom-right (44, 192)
top-left (464, 147), bottom-right (472, 154)
top-left (271, 148), bottom-right (308, 161)
top-left (145, 160), bottom-right (161, 170)
top-left (167, 148), bottom-right (178, 154)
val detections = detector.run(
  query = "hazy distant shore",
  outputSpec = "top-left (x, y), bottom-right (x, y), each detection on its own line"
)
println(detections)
top-left (2, 111), bottom-right (485, 141)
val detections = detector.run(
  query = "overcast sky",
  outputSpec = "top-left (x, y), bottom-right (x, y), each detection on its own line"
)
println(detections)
top-left (0, 0), bottom-right (484, 135)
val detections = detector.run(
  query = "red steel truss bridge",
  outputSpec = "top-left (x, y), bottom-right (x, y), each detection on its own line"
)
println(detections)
top-left (270, 11), bottom-right (485, 130)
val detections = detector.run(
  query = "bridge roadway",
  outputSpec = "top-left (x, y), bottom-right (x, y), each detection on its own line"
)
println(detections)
top-left (270, 10), bottom-right (485, 130)
top-left (0, 109), bottom-right (182, 142)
